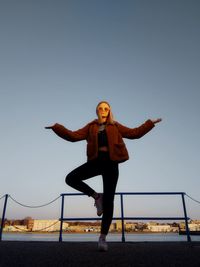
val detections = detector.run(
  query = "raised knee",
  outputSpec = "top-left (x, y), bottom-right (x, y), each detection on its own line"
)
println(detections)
top-left (65, 173), bottom-right (73, 185)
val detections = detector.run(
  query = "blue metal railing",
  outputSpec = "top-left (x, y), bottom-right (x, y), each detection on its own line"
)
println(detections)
top-left (0, 194), bottom-right (8, 241)
top-left (0, 192), bottom-right (191, 242)
top-left (59, 192), bottom-right (191, 242)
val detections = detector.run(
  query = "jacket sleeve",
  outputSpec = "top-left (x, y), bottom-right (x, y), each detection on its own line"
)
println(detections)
top-left (51, 123), bottom-right (89, 142)
top-left (116, 120), bottom-right (155, 139)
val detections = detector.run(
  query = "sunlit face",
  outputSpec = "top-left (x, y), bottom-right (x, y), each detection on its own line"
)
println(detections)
top-left (97, 102), bottom-right (110, 123)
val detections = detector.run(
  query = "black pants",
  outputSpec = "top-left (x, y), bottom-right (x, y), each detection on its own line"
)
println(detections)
top-left (65, 153), bottom-right (119, 235)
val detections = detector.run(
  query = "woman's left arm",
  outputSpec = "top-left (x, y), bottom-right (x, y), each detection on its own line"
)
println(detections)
top-left (116, 118), bottom-right (162, 139)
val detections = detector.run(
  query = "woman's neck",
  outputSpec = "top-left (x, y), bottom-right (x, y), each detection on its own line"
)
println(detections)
top-left (98, 118), bottom-right (107, 124)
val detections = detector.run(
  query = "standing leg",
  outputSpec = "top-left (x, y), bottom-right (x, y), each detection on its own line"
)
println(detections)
top-left (101, 161), bottom-right (119, 235)
top-left (98, 161), bottom-right (119, 251)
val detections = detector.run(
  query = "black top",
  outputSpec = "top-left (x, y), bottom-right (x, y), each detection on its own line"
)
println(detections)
top-left (98, 126), bottom-right (108, 148)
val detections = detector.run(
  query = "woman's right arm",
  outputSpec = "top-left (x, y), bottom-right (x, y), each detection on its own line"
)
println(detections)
top-left (45, 123), bottom-right (89, 142)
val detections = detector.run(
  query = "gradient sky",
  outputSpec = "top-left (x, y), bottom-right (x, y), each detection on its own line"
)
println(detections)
top-left (0, 0), bottom-right (200, 220)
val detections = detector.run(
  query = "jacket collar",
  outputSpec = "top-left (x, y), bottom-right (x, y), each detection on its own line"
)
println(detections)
top-left (91, 119), bottom-right (115, 125)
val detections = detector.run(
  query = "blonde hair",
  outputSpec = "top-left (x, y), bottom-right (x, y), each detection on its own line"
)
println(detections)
top-left (96, 101), bottom-right (114, 124)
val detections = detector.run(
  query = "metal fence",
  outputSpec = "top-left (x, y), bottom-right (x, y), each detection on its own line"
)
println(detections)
top-left (0, 192), bottom-right (191, 242)
top-left (58, 192), bottom-right (191, 242)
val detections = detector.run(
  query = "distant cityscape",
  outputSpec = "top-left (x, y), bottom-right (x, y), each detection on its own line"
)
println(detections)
top-left (2, 218), bottom-right (200, 234)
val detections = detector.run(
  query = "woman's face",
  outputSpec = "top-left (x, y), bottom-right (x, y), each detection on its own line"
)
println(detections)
top-left (97, 102), bottom-right (110, 123)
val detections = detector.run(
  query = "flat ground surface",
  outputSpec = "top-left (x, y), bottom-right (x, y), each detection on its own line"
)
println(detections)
top-left (0, 241), bottom-right (200, 267)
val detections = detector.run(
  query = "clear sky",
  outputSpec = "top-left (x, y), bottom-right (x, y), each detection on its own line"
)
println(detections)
top-left (0, 0), bottom-right (200, 220)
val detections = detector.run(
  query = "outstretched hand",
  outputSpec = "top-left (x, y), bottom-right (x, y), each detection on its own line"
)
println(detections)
top-left (151, 118), bottom-right (162, 124)
top-left (45, 125), bottom-right (54, 129)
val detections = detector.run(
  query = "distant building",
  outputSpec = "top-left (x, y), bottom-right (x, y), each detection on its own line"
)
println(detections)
top-left (147, 223), bottom-right (171, 232)
top-left (114, 221), bottom-right (137, 232)
top-left (4, 225), bottom-right (28, 232)
top-left (179, 220), bottom-right (200, 232)
top-left (32, 220), bottom-right (69, 232)
top-left (125, 222), bottom-right (137, 231)
top-left (188, 222), bottom-right (200, 231)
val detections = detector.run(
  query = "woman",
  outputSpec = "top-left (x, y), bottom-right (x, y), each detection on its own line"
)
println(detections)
top-left (45, 101), bottom-right (162, 251)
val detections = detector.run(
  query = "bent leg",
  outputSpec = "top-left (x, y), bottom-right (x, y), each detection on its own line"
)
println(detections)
top-left (65, 160), bottom-right (101, 196)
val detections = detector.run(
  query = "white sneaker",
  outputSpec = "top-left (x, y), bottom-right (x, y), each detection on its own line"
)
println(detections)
top-left (98, 237), bottom-right (108, 252)
top-left (94, 193), bottom-right (103, 216)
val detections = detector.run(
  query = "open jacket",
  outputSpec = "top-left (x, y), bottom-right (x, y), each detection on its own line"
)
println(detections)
top-left (51, 119), bottom-right (154, 163)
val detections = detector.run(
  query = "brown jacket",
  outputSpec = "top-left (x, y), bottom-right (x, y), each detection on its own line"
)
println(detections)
top-left (52, 119), bottom-right (155, 163)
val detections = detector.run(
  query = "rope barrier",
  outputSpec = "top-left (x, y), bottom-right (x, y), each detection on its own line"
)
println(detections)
top-left (186, 194), bottom-right (200, 205)
top-left (8, 195), bottom-right (61, 208)
top-left (3, 193), bottom-right (200, 210)
top-left (0, 195), bottom-right (6, 201)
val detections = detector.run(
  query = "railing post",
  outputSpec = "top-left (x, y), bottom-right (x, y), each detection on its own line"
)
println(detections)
top-left (0, 194), bottom-right (9, 241)
top-left (181, 193), bottom-right (191, 242)
top-left (120, 194), bottom-right (125, 242)
top-left (59, 194), bottom-right (65, 242)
